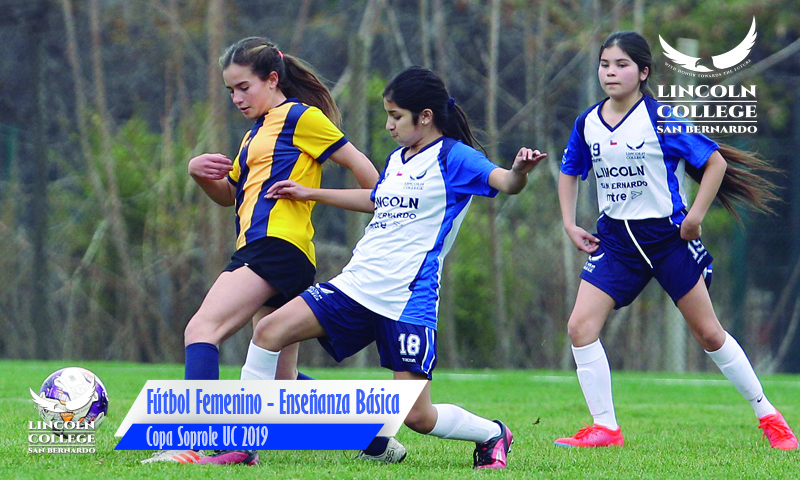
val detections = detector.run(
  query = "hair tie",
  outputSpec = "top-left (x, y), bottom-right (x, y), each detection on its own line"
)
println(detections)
top-left (447, 97), bottom-right (456, 111)
top-left (278, 50), bottom-right (284, 60)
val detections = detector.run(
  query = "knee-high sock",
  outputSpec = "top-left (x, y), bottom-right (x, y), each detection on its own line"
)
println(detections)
top-left (573, 339), bottom-right (618, 429)
top-left (185, 342), bottom-right (219, 380)
top-left (240, 341), bottom-right (280, 380)
top-left (427, 404), bottom-right (501, 443)
top-left (706, 331), bottom-right (775, 418)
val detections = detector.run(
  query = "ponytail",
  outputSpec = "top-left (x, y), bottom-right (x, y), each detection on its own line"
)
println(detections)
top-left (686, 143), bottom-right (781, 221)
top-left (281, 54), bottom-right (342, 126)
top-left (220, 37), bottom-right (341, 126)
top-left (445, 103), bottom-right (484, 152)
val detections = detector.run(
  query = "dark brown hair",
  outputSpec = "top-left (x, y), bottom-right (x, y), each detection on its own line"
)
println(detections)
top-left (383, 66), bottom-right (482, 150)
top-left (685, 144), bottom-right (781, 221)
top-left (220, 37), bottom-right (341, 126)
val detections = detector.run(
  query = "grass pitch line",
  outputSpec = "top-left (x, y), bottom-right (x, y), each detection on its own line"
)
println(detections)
top-left (438, 373), bottom-right (800, 389)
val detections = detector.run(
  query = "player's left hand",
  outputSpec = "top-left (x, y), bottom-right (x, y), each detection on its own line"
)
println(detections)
top-left (511, 148), bottom-right (547, 175)
top-left (680, 214), bottom-right (703, 240)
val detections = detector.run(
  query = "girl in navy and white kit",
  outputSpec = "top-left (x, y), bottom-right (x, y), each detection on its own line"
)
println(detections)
top-left (556, 31), bottom-right (797, 450)
top-left (240, 66), bottom-right (547, 469)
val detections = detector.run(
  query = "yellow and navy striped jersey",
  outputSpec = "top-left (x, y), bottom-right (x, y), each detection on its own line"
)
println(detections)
top-left (227, 99), bottom-right (347, 266)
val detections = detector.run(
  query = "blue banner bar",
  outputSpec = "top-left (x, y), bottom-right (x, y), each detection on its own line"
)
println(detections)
top-left (115, 423), bottom-right (383, 450)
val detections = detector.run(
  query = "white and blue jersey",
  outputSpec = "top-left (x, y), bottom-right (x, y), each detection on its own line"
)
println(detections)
top-left (562, 95), bottom-right (718, 306)
top-left (328, 136), bottom-right (499, 329)
top-left (561, 95), bottom-right (718, 223)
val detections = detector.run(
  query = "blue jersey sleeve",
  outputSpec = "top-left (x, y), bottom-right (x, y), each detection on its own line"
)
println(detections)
top-left (560, 114), bottom-right (592, 180)
top-left (444, 140), bottom-right (499, 198)
top-left (645, 97), bottom-right (719, 168)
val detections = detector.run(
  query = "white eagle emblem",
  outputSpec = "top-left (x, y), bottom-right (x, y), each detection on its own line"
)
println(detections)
top-left (659, 17), bottom-right (756, 73)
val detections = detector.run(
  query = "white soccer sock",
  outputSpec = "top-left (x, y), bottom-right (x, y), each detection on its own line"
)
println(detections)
top-left (572, 339), bottom-right (618, 430)
top-left (240, 341), bottom-right (280, 380)
top-left (428, 404), bottom-right (501, 443)
top-left (706, 332), bottom-right (776, 418)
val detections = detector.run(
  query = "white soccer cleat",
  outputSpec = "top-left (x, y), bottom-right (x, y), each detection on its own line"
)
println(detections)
top-left (355, 437), bottom-right (407, 464)
top-left (140, 449), bottom-right (205, 464)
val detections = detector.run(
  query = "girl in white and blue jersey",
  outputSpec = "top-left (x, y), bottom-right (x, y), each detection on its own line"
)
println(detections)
top-left (556, 31), bottom-right (796, 450)
top-left (240, 66), bottom-right (547, 469)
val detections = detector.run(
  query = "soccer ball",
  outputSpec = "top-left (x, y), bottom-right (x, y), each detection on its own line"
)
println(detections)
top-left (31, 367), bottom-right (109, 432)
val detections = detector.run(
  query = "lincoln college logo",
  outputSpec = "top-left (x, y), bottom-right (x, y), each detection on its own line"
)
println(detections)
top-left (659, 17), bottom-right (756, 74)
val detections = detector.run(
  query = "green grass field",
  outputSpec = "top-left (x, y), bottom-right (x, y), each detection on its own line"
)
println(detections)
top-left (2, 360), bottom-right (798, 479)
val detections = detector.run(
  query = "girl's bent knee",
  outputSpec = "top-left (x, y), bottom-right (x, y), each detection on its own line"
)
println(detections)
top-left (567, 320), bottom-right (595, 346)
top-left (252, 321), bottom-right (285, 351)
top-left (184, 317), bottom-right (210, 345)
top-left (698, 329), bottom-right (726, 352)
top-left (404, 409), bottom-right (436, 434)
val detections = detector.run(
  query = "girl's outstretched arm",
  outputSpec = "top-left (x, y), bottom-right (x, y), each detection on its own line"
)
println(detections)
top-left (266, 180), bottom-right (375, 213)
top-left (488, 147), bottom-right (547, 194)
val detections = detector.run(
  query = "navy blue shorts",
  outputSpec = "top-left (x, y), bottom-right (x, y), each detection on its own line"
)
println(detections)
top-left (580, 215), bottom-right (713, 308)
top-left (300, 282), bottom-right (437, 379)
top-left (224, 237), bottom-right (316, 308)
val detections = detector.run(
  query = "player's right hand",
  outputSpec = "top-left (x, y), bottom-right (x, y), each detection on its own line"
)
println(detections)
top-left (188, 153), bottom-right (233, 180)
top-left (566, 225), bottom-right (600, 254)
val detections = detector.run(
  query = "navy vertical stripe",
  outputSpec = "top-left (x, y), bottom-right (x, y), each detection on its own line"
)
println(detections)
top-left (234, 115), bottom-right (265, 239)
top-left (244, 103), bottom-right (306, 244)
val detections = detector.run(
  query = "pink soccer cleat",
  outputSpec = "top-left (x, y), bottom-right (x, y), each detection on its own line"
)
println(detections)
top-left (140, 450), bottom-right (205, 464)
top-left (758, 410), bottom-right (799, 450)
top-left (473, 421), bottom-right (513, 470)
top-left (196, 450), bottom-right (260, 465)
top-left (554, 424), bottom-right (624, 447)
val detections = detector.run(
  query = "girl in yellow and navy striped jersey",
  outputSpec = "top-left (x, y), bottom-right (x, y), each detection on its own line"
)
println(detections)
top-left (141, 37), bottom-right (386, 465)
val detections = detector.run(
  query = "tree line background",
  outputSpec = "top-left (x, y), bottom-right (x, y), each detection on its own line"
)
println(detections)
top-left (2, 0), bottom-right (800, 373)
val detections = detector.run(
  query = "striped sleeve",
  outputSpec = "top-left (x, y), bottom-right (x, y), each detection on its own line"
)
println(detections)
top-left (293, 106), bottom-right (348, 163)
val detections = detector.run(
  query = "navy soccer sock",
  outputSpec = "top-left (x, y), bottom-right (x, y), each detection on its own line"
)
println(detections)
top-left (296, 371), bottom-right (315, 380)
top-left (185, 342), bottom-right (220, 380)
top-left (363, 436), bottom-right (391, 456)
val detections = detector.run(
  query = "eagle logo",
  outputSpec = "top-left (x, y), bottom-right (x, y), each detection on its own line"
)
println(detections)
top-left (409, 169), bottom-right (428, 181)
top-left (659, 17), bottom-right (756, 73)
top-left (30, 385), bottom-right (96, 413)
top-left (626, 139), bottom-right (645, 150)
